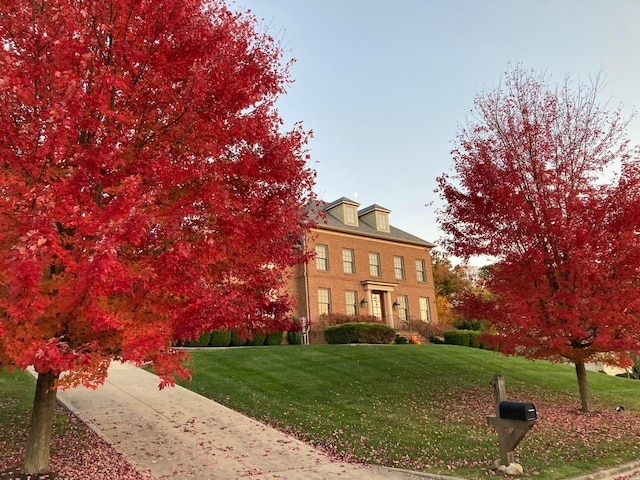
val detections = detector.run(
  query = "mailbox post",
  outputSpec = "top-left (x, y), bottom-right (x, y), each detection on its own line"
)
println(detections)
top-left (487, 374), bottom-right (536, 474)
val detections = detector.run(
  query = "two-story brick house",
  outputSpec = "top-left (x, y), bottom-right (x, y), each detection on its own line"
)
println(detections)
top-left (287, 197), bottom-right (439, 330)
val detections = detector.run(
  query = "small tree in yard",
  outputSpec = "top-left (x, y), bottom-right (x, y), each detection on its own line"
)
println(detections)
top-left (437, 65), bottom-right (640, 412)
top-left (0, 0), bottom-right (315, 474)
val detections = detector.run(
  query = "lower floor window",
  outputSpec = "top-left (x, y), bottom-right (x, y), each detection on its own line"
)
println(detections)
top-left (318, 288), bottom-right (331, 315)
top-left (396, 295), bottom-right (409, 321)
top-left (345, 290), bottom-right (358, 315)
top-left (419, 297), bottom-right (431, 322)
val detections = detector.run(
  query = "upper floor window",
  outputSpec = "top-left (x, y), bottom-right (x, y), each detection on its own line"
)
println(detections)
top-left (419, 297), bottom-right (431, 322)
top-left (416, 259), bottom-right (426, 282)
top-left (342, 248), bottom-right (355, 274)
top-left (369, 252), bottom-right (381, 277)
top-left (396, 295), bottom-right (409, 321)
top-left (318, 288), bottom-right (332, 315)
top-left (345, 206), bottom-right (357, 226)
top-left (315, 245), bottom-right (329, 271)
top-left (393, 256), bottom-right (405, 280)
top-left (345, 290), bottom-right (358, 316)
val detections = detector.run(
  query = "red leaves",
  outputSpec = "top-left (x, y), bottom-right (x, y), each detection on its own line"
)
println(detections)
top-left (438, 66), bottom-right (640, 383)
top-left (0, 0), bottom-right (316, 391)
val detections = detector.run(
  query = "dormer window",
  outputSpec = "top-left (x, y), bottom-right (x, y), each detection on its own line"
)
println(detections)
top-left (377, 212), bottom-right (389, 232)
top-left (345, 205), bottom-right (357, 226)
top-left (358, 204), bottom-right (391, 232)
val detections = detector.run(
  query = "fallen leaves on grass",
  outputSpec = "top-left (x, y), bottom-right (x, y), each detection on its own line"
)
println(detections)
top-left (260, 386), bottom-right (640, 477)
top-left (0, 406), bottom-right (153, 480)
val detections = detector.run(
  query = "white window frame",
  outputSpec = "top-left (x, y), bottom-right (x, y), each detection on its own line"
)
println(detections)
top-left (369, 252), bottom-right (381, 277)
top-left (345, 290), bottom-right (358, 315)
top-left (342, 248), bottom-right (355, 274)
top-left (377, 212), bottom-right (389, 231)
top-left (393, 256), bottom-right (405, 280)
top-left (419, 297), bottom-right (431, 322)
top-left (318, 288), bottom-right (332, 315)
top-left (416, 259), bottom-right (426, 282)
top-left (345, 206), bottom-right (357, 225)
top-left (316, 244), bottom-right (329, 271)
top-left (396, 295), bottom-right (409, 321)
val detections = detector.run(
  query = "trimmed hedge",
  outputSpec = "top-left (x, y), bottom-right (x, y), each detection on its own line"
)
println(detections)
top-left (184, 332), bottom-right (211, 347)
top-left (324, 322), bottom-right (395, 345)
top-left (264, 331), bottom-right (284, 346)
top-left (230, 330), bottom-right (247, 346)
top-left (443, 329), bottom-right (483, 348)
top-left (248, 333), bottom-right (266, 346)
top-left (394, 335), bottom-right (409, 344)
top-left (286, 331), bottom-right (302, 345)
top-left (209, 330), bottom-right (232, 347)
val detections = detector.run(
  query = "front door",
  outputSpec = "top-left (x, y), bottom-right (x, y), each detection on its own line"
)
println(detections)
top-left (371, 292), bottom-right (383, 320)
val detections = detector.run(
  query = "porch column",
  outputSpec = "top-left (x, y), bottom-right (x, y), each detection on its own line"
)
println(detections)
top-left (384, 291), bottom-right (394, 328)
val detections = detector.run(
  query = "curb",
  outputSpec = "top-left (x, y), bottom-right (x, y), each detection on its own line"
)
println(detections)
top-left (567, 460), bottom-right (640, 480)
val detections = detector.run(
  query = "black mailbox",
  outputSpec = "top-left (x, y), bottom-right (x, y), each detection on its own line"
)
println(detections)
top-left (499, 401), bottom-right (537, 421)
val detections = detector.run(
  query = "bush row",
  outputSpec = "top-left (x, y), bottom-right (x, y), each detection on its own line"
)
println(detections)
top-left (183, 330), bottom-right (294, 347)
top-left (313, 313), bottom-right (383, 331)
top-left (324, 322), bottom-right (395, 345)
top-left (443, 329), bottom-right (484, 348)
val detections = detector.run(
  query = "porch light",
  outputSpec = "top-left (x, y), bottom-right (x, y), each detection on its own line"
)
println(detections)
top-left (360, 299), bottom-right (368, 307)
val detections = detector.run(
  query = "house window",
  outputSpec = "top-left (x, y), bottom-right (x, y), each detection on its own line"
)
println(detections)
top-left (369, 252), bottom-right (381, 277)
top-left (377, 212), bottom-right (389, 231)
top-left (416, 259), bottom-right (426, 282)
top-left (396, 295), bottom-right (409, 321)
top-left (419, 297), bottom-right (431, 322)
top-left (342, 248), bottom-right (355, 274)
top-left (345, 290), bottom-right (358, 315)
top-left (318, 288), bottom-right (331, 315)
top-left (315, 245), bottom-right (329, 271)
top-left (393, 256), bottom-right (405, 280)
top-left (345, 206), bottom-right (357, 225)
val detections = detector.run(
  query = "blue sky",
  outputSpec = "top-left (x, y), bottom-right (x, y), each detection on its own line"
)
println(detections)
top-left (233, 0), bottom-right (640, 264)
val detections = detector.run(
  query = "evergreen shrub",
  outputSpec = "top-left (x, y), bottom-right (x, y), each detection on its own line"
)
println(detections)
top-left (230, 330), bottom-right (246, 346)
top-left (324, 322), bottom-right (395, 344)
top-left (184, 332), bottom-right (210, 347)
top-left (286, 331), bottom-right (302, 345)
top-left (209, 330), bottom-right (232, 347)
top-left (444, 329), bottom-right (483, 348)
top-left (264, 331), bottom-right (284, 346)
top-left (248, 333), bottom-right (266, 346)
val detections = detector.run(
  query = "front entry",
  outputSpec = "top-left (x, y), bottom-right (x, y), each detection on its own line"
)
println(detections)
top-left (361, 280), bottom-right (398, 328)
top-left (371, 292), bottom-right (383, 320)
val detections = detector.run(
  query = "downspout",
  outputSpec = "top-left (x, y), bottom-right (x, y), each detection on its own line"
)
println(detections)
top-left (302, 236), bottom-right (311, 323)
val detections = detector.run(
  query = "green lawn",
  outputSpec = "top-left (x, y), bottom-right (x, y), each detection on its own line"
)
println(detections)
top-left (177, 344), bottom-right (640, 479)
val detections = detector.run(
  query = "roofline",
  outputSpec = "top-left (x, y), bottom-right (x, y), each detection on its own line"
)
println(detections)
top-left (311, 224), bottom-right (437, 249)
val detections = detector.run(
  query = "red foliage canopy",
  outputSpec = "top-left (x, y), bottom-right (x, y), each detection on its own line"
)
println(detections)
top-left (0, 0), bottom-right (316, 388)
top-left (437, 66), bottom-right (640, 367)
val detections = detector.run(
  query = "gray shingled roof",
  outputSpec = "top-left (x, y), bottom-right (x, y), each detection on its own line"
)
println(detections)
top-left (308, 200), bottom-right (436, 248)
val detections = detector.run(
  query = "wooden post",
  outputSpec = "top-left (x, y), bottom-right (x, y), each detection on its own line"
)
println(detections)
top-left (489, 374), bottom-right (514, 465)
top-left (487, 374), bottom-right (535, 471)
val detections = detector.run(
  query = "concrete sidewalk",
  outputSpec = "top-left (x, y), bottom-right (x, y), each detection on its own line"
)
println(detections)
top-left (56, 362), bottom-right (450, 480)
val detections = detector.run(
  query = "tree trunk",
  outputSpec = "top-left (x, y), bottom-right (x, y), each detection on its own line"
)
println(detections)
top-left (575, 361), bottom-right (592, 413)
top-left (23, 370), bottom-right (59, 474)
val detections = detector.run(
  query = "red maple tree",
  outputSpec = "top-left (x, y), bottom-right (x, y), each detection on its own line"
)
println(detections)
top-left (437, 66), bottom-right (640, 412)
top-left (0, 0), bottom-right (316, 473)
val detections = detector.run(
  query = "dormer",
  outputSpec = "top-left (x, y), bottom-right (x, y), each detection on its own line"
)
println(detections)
top-left (324, 197), bottom-right (360, 227)
top-left (359, 204), bottom-right (391, 233)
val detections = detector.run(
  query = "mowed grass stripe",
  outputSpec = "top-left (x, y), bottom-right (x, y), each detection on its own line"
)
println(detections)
top-left (178, 344), bottom-right (640, 479)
